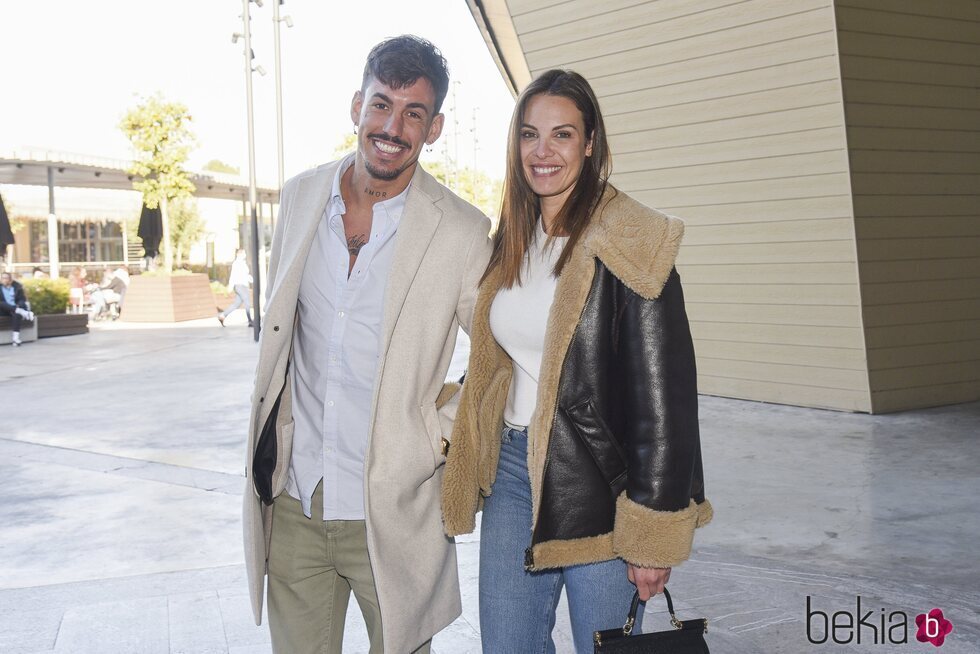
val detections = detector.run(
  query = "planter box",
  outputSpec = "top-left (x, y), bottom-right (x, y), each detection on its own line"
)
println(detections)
top-left (37, 313), bottom-right (89, 338)
top-left (0, 316), bottom-right (38, 344)
top-left (122, 273), bottom-right (217, 322)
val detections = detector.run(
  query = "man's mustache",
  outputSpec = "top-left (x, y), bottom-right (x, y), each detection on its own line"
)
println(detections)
top-left (367, 132), bottom-right (411, 149)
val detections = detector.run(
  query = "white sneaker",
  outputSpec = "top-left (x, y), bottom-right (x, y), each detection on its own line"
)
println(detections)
top-left (11, 333), bottom-right (21, 346)
top-left (15, 308), bottom-right (35, 322)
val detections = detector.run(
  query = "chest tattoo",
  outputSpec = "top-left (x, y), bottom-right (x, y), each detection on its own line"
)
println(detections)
top-left (347, 234), bottom-right (368, 256)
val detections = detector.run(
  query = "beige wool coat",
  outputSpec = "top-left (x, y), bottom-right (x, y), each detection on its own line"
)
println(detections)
top-left (242, 160), bottom-right (491, 652)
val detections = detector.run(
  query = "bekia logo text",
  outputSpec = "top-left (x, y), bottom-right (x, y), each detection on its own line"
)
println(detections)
top-left (807, 596), bottom-right (954, 646)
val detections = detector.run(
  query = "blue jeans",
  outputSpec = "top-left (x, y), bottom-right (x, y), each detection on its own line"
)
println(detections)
top-left (479, 426), bottom-right (642, 653)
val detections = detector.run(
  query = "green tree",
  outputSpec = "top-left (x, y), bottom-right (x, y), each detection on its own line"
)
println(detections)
top-left (331, 133), bottom-right (358, 161)
top-left (421, 159), bottom-right (503, 219)
top-left (203, 159), bottom-right (240, 175)
top-left (169, 198), bottom-right (206, 268)
top-left (120, 94), bottom-right (196, 271)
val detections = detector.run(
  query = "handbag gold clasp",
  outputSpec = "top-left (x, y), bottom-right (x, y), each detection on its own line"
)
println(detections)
top-left (623, 615), bottom-right (635, 636)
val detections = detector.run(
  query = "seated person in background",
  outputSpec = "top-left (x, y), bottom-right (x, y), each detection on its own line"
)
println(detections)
top-left (1, 272), bottom-right (35, 346)
top-left (88, 267), bottom-right (128, 320)
top-left (68, 266), bottom-right (88, 313)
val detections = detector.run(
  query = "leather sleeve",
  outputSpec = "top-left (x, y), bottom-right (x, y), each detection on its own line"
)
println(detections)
top-left (612, 268), bottom-right (710, 567)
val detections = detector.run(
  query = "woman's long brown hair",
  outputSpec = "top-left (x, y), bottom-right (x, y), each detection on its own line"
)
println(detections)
top-left (482, 69), bottom-right (613, 289)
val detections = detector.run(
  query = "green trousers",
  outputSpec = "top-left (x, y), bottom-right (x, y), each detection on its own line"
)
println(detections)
top-left (267, 482), bottom-right (431, 654)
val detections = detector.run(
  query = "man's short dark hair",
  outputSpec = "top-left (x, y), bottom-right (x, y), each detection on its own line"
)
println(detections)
top-left (362, 35), bottom-right (450, 113)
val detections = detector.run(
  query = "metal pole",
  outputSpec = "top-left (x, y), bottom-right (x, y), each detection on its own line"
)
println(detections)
top-left (242, 0), bottom-right (261, 342)
top-left (46, 166), bottom-right (60, 278)
top-left (272, 0), bottom-right (286, 192)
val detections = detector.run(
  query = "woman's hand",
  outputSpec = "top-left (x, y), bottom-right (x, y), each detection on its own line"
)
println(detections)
top-left (627, 564), bottom-right (671, 601)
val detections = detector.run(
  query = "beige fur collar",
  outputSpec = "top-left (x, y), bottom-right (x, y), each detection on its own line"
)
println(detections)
top-left (581, 187), bottom-right (685, 300)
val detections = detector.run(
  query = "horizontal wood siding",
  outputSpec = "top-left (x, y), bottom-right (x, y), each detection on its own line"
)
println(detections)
top-left (836, 0), bottom-right (980, 412)
top-left (512, 0), bottom-right (869, 410)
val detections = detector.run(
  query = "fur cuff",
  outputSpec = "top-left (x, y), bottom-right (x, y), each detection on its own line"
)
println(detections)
top-left (612, 493), bottom-right (711, 568)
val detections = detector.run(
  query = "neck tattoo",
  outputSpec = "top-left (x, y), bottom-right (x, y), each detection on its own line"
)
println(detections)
top-left (364, 186), bottom-right (387, 199)
top-left (347, 234), bottom-right (368, 256)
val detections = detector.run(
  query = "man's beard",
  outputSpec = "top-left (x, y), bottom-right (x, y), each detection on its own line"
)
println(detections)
top-left (362, 132), bottom-right (414, 181)
top-left (364, 159), bottom-right (405, 181)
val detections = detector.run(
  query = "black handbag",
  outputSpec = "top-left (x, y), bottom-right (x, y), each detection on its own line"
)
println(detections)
top-left (594, 587), bottom-right (710, 653)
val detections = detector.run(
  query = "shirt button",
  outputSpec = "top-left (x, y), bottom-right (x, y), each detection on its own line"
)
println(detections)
top-left (338, 311), bottom-right (345, 318)
top-left (327, 400), bottom-right (334, 407)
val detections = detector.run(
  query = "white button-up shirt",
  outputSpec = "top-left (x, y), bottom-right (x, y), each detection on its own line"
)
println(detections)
top-left (286, 154), bottom-right (408, 520)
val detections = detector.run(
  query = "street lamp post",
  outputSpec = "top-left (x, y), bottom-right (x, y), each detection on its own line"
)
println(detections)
top-left (235, 0), bottom-right (264, 342)
top-left (272, 1), bottom-right (292, 195)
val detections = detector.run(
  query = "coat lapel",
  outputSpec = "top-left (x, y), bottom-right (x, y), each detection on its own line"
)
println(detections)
top-left (377, 166), bottom-right (445, 360)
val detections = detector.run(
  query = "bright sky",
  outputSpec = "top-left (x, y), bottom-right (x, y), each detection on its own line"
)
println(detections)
top-left (0, 0), bottom-right (516, 186)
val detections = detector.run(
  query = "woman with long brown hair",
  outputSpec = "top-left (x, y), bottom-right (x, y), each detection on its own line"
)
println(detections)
top-left (441, 69), bottom-right (712, 652)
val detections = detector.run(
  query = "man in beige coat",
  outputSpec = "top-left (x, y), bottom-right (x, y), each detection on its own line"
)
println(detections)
top-left (243, 36), bottom-right (491, 653)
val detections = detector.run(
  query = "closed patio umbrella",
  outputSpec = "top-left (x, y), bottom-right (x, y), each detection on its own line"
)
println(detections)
top-left (137, 204), bottom-right (162, 258)
top-left (0, 193), bottom-right (14, 250)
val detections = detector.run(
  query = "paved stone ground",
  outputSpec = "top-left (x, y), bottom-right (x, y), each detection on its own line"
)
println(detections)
top-left (1, 316), bottom-right (978, 653)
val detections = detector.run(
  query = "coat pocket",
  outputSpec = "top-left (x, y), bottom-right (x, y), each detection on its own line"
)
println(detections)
top-left (420, 401), bottom-right (447, 471)
top-left (564, 398), bottom-right (628, 496)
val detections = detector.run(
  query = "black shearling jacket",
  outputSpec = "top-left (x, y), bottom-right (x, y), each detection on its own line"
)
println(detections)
top-left (442, 188), bottom-right (712, 570)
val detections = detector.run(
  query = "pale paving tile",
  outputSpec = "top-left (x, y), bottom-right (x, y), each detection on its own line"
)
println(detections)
top-left (53, 596), bottom-right (169, 653)
top-left (168, 590), bottom-right (227, 654)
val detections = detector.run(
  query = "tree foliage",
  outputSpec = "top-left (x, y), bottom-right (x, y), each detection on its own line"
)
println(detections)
top-left (169, 198), bottom-right (206, 268)
top-left (203, 159), bottom-right (240, 175)
top-left (120, 94), bottom-right (196, 208)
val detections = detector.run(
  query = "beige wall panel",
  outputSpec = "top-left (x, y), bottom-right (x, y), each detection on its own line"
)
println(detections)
top-left (603, 56), bottom-right (841, 119)
top-left (686, 302), bottom-right (861, 328)
top-left (835, 5), bottom-right (980, 41)
top-left (839, 33), bottom-right (980, 66)
top-left (870, 360), bottom-right (980, 391)
top-left (849, 151), bottom-right (980, 175)
top-left (607, 81), bottom-right (843, 129)
top-left (841, 80), bottom-right (980, 109)
top-left (682, 240), bottom-right (856, 265)
top-left (836, 0), bottom-right (980, 20)
top-left (521, 0), bottom-right (833, 64)
top-left (863, 299), bottom-right (980, 328)
top-left (616, 128), bottom-right (846, 173)
top-left (865, 320), bottom-right (980, 348)
top-left (846, 127), bottom-right (980, 153)
top-left (616, 151), bottom-right (847, 192)
top-left (868, 340), bottom-right (980, 370)
top-left (690, 321), bottom-right (864, 348)
top-left (856, 217), bottom-right (980, 239)
top-left (684, 217), bottom-right (854, 244)
top-left (858, 237), bottom-right (980, 261)
top-left (608, 105), bottom-right (843, 153)
top-left (836, 56), bottom-right (977, 87)
top-left (699, 375), bottom-right (871, 411)
top-left (849, 173), bottom-right (979, 195)
top-left (512, 0), bottom-right (654, 31)
top-left (678, 261), bottom-right (857, 285)
top-left (861, 278), bottom-right (980, 305)
top-left (844, 104), bottom-right (980, 131)
top-left (851, 195), bottom-right (979, 217)
top-left (684, 282), bottom-right (860, 306)
top-left (517, 0), bottom-right (751, 51)
top-left (662, 196), bottom-right (853, 225)
top-left (695, 339), bottom-right (866, 369)
top-left (859, 259), bottom-right (979, 284)
top-left (591, 32), bottom-right (839, 98)
top-left (524, 4), bottom-right (833, 72)
top-left (628, 173), bottom-right (852, 206)
top-left (697, 358), bottom-right (867, 391)
top-left (872, 382), bottom-right (980, 414)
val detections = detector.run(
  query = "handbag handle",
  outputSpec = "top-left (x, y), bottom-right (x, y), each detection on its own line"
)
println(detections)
top-left (622, 587), bottom-right (683, 636)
